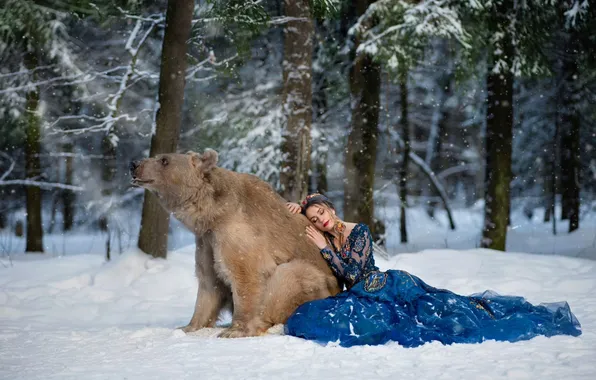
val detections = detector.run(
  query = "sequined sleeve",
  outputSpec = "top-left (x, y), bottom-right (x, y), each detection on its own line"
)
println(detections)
top-left (319, 224), bottom-right (374, 286)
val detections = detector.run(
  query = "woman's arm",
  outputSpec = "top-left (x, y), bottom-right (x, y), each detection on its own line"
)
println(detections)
top-left (319, 225), bottom-right (373, 285)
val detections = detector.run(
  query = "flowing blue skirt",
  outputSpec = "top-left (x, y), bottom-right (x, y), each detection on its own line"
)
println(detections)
top-left (285, 270), bottom-right (582, 347)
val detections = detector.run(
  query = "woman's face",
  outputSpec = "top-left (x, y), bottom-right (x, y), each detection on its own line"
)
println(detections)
top-left (305, 204), bottom-right (335, 232)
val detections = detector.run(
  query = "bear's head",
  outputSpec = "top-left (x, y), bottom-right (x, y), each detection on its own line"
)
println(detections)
top-left (129, 149), bottom-right (218, 201)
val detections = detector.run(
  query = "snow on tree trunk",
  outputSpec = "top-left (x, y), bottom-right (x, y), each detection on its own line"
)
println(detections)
top-left (481, 0), bottom-right (514, 252)
top-left (279, 0), bottom-right (313, 202)
top-left (344, 0), bottom-right (380, 228)
top-left (24, 51), bottom-right (44, 253)
top-left (138, 0), bottom-right (194, 259)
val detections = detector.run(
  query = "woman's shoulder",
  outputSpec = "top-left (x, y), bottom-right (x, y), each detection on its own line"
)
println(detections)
top-left (354, 222), bottom-right (371, 232)
top-left (346, 223), bottom-right (371, 238)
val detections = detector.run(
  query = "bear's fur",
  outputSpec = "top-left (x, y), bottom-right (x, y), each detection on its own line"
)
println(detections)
top-left (130, 149), bottom-right (340, 337)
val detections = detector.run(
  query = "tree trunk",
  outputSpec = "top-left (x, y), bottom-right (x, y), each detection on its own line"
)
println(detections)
top-left (312, 29), bottom-right (328, 195)
top-left (62, 143), bottom-right (75, 231)
top-left (551, 125), bottom-right (558, 235)
top-left (398, 71), bottom-right (409, 243)
top-left (138, 0), bottom-right (194, 259)
top-left (344, 0), bottom-right (380, 228)
top-left (559, 56), bottom-right (581, 232)
top-left (425, 70), bottom-right (451, 218)
top-left (543, 151), bottom-right (553, 223)
top-left (481, 1), bottom-right (514, 251)
top-left (99, 135), bottom-right (116, 260)
top-left (99, 136), bottom-right (116, 231)
top-left (279, 0), bottom-right (313, 202)
top-left (24, 51), bottom-right (44, 253)
top-left (566, 114), bottom-right (580, 232)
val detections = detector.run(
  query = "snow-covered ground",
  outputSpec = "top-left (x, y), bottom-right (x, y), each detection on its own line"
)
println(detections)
top-left (378, 202), bottom-right (596, 260)
top-left (1, 245), bottom-right (595, 379)
top-left (1, 204), bottom-right (595, 379)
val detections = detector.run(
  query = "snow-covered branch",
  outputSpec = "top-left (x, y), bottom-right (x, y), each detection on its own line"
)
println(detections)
top-left (0, 152), bottom-right (84, 191)
top-left (186, 52), bottom-right (238, 82)
top-left (48, 114), bottom-right (141, 135)
top-left (0, 64), bottom-right (57, 79)
top-left (0, 67), bottom-right (127, 95)
top-left (565, 0), bottom-right (589, 28)
top-left (48, 15), bottom-right (162, 138)
top-left (0, 180), bottom-right (84, 192)
top-left (269, 17), bottom-right (310, 25)
top-left (0, 152), bottom-right (16, 182)
top-left (118, 8), bottom-right (164, 24)
top-left (438, 163), bottom-right (479, 180)
top-left (352, 0), bottom-right (471, 69)
top-left (390, 129), bottom-right (456, 230)
top-left (35, 152), bottom-right (107, 159)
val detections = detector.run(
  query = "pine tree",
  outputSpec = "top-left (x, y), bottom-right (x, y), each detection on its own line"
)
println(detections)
top-left (279, 0), bottom-right (314, 202)
top-left (137, 0), bottom-right (195, 259)
top-left (343, 0), bottom-right (381, 229)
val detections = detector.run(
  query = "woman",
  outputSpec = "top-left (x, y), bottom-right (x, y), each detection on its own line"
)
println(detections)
top-left (283, 193), bottom-right (582, 347)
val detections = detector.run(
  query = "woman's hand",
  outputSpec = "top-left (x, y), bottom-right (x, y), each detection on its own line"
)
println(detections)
top-left (306, 225), bottom-right (328, 250)
top-left (285, 202), bottom-right (302, 214)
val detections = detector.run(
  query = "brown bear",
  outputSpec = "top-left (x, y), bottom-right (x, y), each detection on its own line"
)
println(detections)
top-left (130, 149), bottom-right (341, 338)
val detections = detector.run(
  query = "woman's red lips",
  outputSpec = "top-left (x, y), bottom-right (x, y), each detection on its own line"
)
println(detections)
top-left (323, 221), bottom-right (329, 228)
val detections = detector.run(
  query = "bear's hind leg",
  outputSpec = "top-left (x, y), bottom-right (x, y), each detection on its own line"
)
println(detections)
top-left (250, 261), bottom-right (336, 335)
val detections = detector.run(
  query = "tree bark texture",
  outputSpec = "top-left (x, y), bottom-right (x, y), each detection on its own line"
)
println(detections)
top-left (138, 0), bottom-right (194, 259)
top-left (279, 0), bottom-right (314, 203)
top-left (24, 51), bottom-right (44, 253)
top-left (481, 0), bottom-right (514, 251)
top-left (344, 0), bottom-right (380, 228)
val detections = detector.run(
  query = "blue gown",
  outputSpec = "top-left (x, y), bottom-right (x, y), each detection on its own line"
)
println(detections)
top-left (285, 224), bottom-right (582, 347)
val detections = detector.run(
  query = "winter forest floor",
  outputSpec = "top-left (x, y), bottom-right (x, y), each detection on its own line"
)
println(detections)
top-left (2, 202), bottom-right (595, 260)
top-left (1, 205), bottom-right (595, 379)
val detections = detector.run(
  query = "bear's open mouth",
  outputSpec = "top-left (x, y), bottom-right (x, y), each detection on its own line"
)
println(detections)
top-left (130, 178), bottom-right (154, 187)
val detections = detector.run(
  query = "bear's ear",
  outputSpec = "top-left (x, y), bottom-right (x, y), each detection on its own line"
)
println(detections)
top-left (189, 149), bottom-right (218, 172)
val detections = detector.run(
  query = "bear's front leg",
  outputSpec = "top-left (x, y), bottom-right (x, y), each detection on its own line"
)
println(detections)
top-left (217, 264), bottom-right (267, 338)
top-left (180, 237), bottom-right (230, 333)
